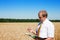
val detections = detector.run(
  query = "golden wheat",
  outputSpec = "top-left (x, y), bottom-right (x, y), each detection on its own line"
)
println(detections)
top-left (0, 22), bottom-right (60, 40)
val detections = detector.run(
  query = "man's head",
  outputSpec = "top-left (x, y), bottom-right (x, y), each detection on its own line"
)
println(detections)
top-left (38, 10), bottom-right (48, 22)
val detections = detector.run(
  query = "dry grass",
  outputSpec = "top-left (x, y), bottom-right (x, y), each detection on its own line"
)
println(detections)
top-left (0, 22), bottom-right (60, 40)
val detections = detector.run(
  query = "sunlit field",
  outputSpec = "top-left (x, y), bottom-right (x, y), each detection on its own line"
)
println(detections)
top-left (0, 22), bottom-right (60, 40)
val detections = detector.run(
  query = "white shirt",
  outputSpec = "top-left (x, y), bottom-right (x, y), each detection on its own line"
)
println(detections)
top-left (36, 19), bottom-right (54, 38)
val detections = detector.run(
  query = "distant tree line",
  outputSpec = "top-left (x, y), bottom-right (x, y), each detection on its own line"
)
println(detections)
top-left (0, 18), bottom-right (39, 22)
top-left (0, 18), bottom-right (60, 22)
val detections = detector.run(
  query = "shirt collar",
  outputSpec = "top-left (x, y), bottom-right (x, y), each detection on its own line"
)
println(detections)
top-left (43, 18), bottom-right (48, 24)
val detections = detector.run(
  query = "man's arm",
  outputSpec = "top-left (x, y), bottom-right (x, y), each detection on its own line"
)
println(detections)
top-left (46, 23), bottom-right (54, 40)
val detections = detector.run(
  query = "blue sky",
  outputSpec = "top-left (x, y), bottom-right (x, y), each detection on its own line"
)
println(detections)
top-left (0, 0), bottom-right (60, 20)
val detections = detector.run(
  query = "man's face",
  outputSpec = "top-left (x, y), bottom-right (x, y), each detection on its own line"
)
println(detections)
top-left (38, 13), bottom-right (44, 22)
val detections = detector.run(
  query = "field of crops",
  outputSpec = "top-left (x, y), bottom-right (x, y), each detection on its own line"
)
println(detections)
top-left (0, 22), bottom-right (60, 40)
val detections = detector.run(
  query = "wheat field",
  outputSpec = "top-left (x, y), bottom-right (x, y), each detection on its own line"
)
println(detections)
top-left (0, 22), bottom-right (60, 40)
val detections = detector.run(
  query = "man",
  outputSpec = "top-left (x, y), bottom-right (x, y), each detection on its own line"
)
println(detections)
top-left (27, 10), bottom-right (54, 40)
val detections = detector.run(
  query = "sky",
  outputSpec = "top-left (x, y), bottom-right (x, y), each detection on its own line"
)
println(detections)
top-left (0, 0), bottom-right (60, 20)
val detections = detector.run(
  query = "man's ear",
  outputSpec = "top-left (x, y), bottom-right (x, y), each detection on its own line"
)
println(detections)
top-left (42, 14), bottom-right (46, 17)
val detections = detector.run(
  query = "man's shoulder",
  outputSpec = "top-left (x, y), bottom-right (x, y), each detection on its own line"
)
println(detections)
top-left (45, 19), bottom-right (52, 24)
top-left (48, 20), bottom-right (54, 25)
top-left (45, 19), bottom-right (54, 27)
